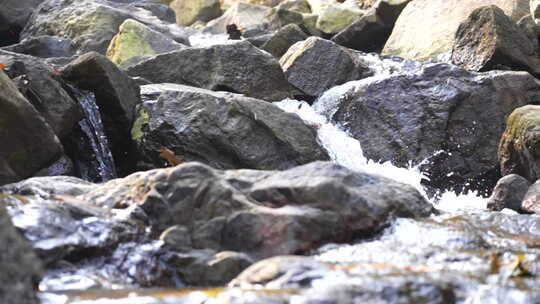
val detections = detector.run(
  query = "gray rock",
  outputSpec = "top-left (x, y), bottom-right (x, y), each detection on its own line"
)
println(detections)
top-left (0, 50), bottom-right (82, 139)
top-left (106, 19), bottom-right (185, 69)
top-left (522, 180), bottom-right (540, 213)
top-left (2, 36), bottom-right (77, 58)
top-left (0, 69), bottom-right (63, 185)
top-left (0, 205), bottom-right (42, 304)
top-left (20, 0), bottom-right (189, 55)
top-left (0, 0), bottom-right (45, 46)
top-left (315, 57), bottom-right (540, 195)
top-left (280, 37), bottom-right (373, 99)
top-left (499, 105), bottom-right (540, 183)
top-left (451, 6), bottom-right (540, 76)
top-left (331, 9), bottom-right (391, 52)
top-left (261, 23), bottom-right (308, 58)
top-left (80, 161), bottom-right (432, 258)
top-left (204, 2), bottom-right (272, 34)
top-left (487, 174), bottom-right (531, 211)
top-left (61, 52), bottom-right (141, 176)
top-left (127, 41), bottom-right (292, 101)
top-left (132, 84), bottom-right (328, 170)
top-left (169, 0), bottom-right (222, 26)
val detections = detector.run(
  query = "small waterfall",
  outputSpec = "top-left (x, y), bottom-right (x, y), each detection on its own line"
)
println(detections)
top-left (70, 87), bottom-right (117, 182)
top-left (275, 98), bottom-right (487, 211)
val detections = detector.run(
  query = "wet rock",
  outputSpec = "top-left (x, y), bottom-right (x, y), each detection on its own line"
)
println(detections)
top-left (451, 6), bottom-right (540, 76)
top-left (80, 161), bottom-right (432, 258)
top-left (169, 0), bottom-right (222, 26)
top-left (127, 41), bottom-right (291, 101)
top-left (499, 105), bottom-right (540, 182)
top-left (0, 205), bottom-right (43, 304)
top-left (261, 24), bottom-right (308, 58)
top-left (265, 7), bottom-right (306, 31)
top-left (61, 52), bottom-right (141, 177)
top-left (316, 58), bottom-right (540, 195)
top-left (0, 0), bottom-right (45, 47)
top-left (0, 69), bottom-right (63, 185)
top-left (33, 155), bottom-right (75, 178)
top-left (375, 0), bottom-right (411, 27)
top-left (160, 225), bottom-right (192, 251)
top-left (20, 0), bottom-right (189, 55)
top-left (382, 0), bottom-right (530, 61)
top-left (517, 14), bottom-right (539, 51)
top-left (204, 2), bottom-right (272, 34)
top-left (280, 37), bottom-right (373, 100)
top-left (1, 175), bottom-right (97, 197)
top-left (0, 50), bottom-right (82, 139)
top-left (316, 3), bottom-right (363, 34)
top-left (522, 180), bottom-right (540, 213)
top-left (487, 174), bottom-right (531, 211)
top-left (2, 36), bottom-right (77, 58)
top-left (106, 19), bottom-right (185, 69)
top-left (132, 84), bottom-right (327, 170)
top-left (331, 9), bottom-right (391, 52)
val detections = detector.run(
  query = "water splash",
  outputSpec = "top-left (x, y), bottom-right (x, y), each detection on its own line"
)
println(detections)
top-left (72, 88), bottom-right (117, 182)
top-left (275, 98), bottom-right (487, 211)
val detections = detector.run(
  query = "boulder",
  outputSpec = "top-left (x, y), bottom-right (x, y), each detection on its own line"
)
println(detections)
top-left (61, 52), bottom-right (141, 177)
top-left (265, 7), bottom-right (306, 31)
top-left (169, 0), bottom-right (222, 26)
top-left (1, 36), bottom-right (77, 58)
top-left (280, 37), bottom-right (373, 99)
top-left (79, 161), bottom-right (432, 257)
top-left (261, 23), bottom-right (308, 58)
top-left (316, 3), bottom-right (364, 34)
top-left (0, 69), bottom-right (63, 185)
top-left (276, 0), bottom-right (312, 14)
top-left (451, 6), bottom-right (540, 76)
top-left (106, 19), bottom-right (185, 69)
top-left (314, 58), bottom-right (540, 195)
top-left (375, 0), bottom-right (412, 27)
top-left (127, 41), bottom-right (291, 101)
top-left (0, 50), bottom-right (82, 139)
top-left (499, 105), bottom-right (540, 182)
top-left (0, 0), bottom-right (45, 47)
top-left (331, 9), bottom-right (391, 52)
top-left (132, 84), bottom-right (328, 170)
top-left (20, 0), bottom-right (189, 55)
top-left (522, 180), bottom-right (540, 213)
top-left (0, 205), bottom-right (43, 304)
top-left (382, 0), bottom-right (530, 61)
top-left (204, 2), bottom-right (272, 34)
top-left (487, 174), bottom-right (531, 211)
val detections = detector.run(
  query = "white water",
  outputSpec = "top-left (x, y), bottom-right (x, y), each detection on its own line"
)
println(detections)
top-left (275, 98), bottom-right (488, 211)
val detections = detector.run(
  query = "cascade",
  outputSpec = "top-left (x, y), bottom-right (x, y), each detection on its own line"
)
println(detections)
top-left (70, 87), bottom-right (117, 182)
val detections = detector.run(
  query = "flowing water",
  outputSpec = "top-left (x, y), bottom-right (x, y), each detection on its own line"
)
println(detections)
top-left (71, 88), bottom-right (117, 182)
top-left (274, 97), bottom-right (488, 212)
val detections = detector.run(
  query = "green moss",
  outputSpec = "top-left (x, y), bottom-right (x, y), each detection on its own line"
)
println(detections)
top-left (131, 108), bottom-right (150, 140)
top-left (106, 19), bottom-right (157, 68)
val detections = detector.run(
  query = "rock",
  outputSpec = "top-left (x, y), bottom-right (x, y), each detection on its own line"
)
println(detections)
top-left (499, 106), bottom-right (540, 183)
top-left (331, 9), bottom-right (391, 52)
top-left (451, 6), bottom-right (540, 76)
top-left (20, 0), bottom-right (189, 55)
top-left (280, 37), bottom-right (373, 99)
top-left (106, 19), bottom-right (185, 69)
top-left (316, 3), bottom-right (364, 34)
top-left (171, 249), bottom-right (254, 286)
top-left (306, 0), bottom-right (334, 14)
top-left (532, 0), bottom-right (540, 20)
top-left (34, 155), bottom-right (75, 178)
top-left (276, 0), bottom-right (312, 14)
top-left (0, 69), bottom-right (63, 185)
top-left (0, 0), bottom-right (45, 47)
top-left (315, 58), bottom-right (540, 195)
top-left (61, 52), bottom-right (141, 177)
top-left (517, 14), bottom-right (539, 51)
top-left (204, 2), bottom-right (272, 34)
top-left (132, 84), bottom-right (328, 170)
top-left (1, 175), bottom-right (97, 197)
top-left (0, 205), bottom-right (43, 304)
top-left (2, 36), bottom-right (77, 58)
top-left (522, 180), bottom-right (540, 213)
top-left (487, 174), bottom-right (531, 211)
top-left (127, 41), bottom-right (291, 101)
top-left (265, 7), bottom-right (306, 31)
top-left (261, 24), bottom-right (308, 58)
top-left (0, 50), bottom-right (82, 139)
top-left (375, 0), bottom-right (412, 27)
top-left (169, 0), bottom-right (222, 26)
top-left (160, 225), bottom-right (192, 251)
top-left (382, 0), bottom-right (530, 61)
top-left (80, 161), bottom-right (432, 257)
